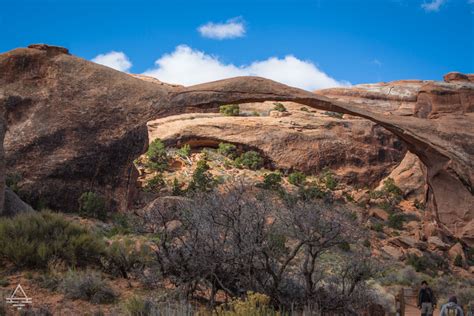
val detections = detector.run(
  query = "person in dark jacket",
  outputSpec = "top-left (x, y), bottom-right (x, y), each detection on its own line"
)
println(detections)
top-left (418, 280), bottom-right (437, 316)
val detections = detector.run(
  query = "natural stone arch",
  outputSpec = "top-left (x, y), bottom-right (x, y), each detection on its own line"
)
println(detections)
top-left (0, 45), bottom-right (472, 244)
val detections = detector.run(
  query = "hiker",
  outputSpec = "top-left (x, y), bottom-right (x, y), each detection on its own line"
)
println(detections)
top-left (440, 296), bottom-right (464, 316)
top-left (467, 301), bottom-right (474, 316)
top-left (418, 280), bottom-right (436, 316)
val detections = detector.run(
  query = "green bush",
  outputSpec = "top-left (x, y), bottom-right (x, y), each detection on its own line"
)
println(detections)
top-left (338, 241), bottom-right (351, 252)
top-left (258, 172), bottom-right (282, 190)
top-left (78, 192), bottom-right (107, 220)
top-left (176, 144), bottom-right (191, 159)
top-left (321, 169), bottom-right (338, 190)
top-left (172, 178), bottom-right (185, 196)
top-left (297, 185), bottom-right (326, 201)
top-left (406, 254), bottom-right (430, 272)
top-left (60, 270), bottom-right (117, 304)
top-left (387, 213), bottom-right (405, 230)
top-left (145, 139), bottom-right (168, 171)
top-left (102, 238), bottom-right (153, 279)
top-left (144, 174), bottom-right (165, 192)
top-left (288, 171), bottom-right (306, 186)
top-left (6, 173), bottom-right (21, 193)
top-left (187, 159), bottom-right (215, 192)
top-left (382, 178), bottom-right (402, 197)
top-left (234, 151), bottom-right (264, 170)
top-left (324, 111), bottom-right (344, 119)
top-left (363, 239), bottom-right (371, 248)
top-left (217, 142), bottom-right (237, 159)
top-left (219, 104), bottom-right (240, 116)
top-left (454, 254), bottom-right (463, 267)
top-left (0, 211), bottom-right (105, 269)
top-left (372, 222), bottom-right (384, 232)
top-left (123, 296), bottom-right (155, 316)
top-left (300, 107), bottom-right (309, 112)
top-left (0, 278), bottom-right (9, 287)
top-left (467, 247), bottom-right (474, 266)
top-left (273, 102), bottom-right (286, 112)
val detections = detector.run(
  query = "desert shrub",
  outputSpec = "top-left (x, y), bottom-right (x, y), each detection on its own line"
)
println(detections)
top-left (273, 102), bottom-right (287, 112)
top-left (0, 211), bottom-right (105, 269)
top-left (378, 265), bottom-right (420, 287)
top-left (0, 279), bottom-right (9, 287)
top-left (363, 239), bottom-right (371, 248)
top-left (338, 241), bottom-right (351, 252)
top-left (60, 270), bottom-right (116, 304)
top-left (300, 107), bottom-right (309, 112)
top-left (217, 142), bottom-right (237, 159)
top-left (406, 254), bottom-right (431, 272)
top-left (234, 151), bottom-right (264, 170)
top-left (171, 178), bottom-right (185, 196)
top-left (288, 171), bottom-right (306, 186)
top-left (467, 247), bottom-right (474, 266)
top-left (35, 272), bottom-right (61, 291)
top-left (453, 254), bottom-right (463, 267)
top-left (145, 139), bottom-right (168, 171)
top-left (144, 174), bottom-right (165, 192)
top-left (219, 104), bottom-right (240, 116)
top-left (149, 183), bottom-right (373, 311)
top-left (105, 213), bottom-right (134, 237)
top-left (187, 159), bottom-right (215, 192)
top-left (387, 213), bottom-right (405, 230)
top-left (324, 111), bottom-right (344, 119)
top-left (19, 306), bottom-right (53, 316)
top-left (297, 185), bottom-right (327, 200)
top-left (78, 191), bottom-right (107, 220)
top-left (216, 291), bottom-right (276, 315)
top-left (371, 222), bottom-right (384, 232)
top-left (258, 172), bottom-right (282, 190)
top-left (6, 173), bottom-right (22, 193)
top-left (123, 296), bottom-right (155, 316)
top-left (176, 144), bottom-right (191, 159)
top-left (320, 169), bottom-right (338, 190)
top-left (382, 178), bottom-right (402, 197)
top-left (102, 237), bottom-right (153, 279)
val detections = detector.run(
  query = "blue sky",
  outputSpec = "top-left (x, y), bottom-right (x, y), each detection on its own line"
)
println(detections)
top-left (1, 0), bottom-right (473, 89)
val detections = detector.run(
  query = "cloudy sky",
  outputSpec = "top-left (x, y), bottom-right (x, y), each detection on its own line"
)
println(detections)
top-left (1, 0), bottom-right (472, 90)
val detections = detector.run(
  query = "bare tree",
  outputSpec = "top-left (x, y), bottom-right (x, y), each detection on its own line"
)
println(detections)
top-left (145, 182), bottom-right (378, 313)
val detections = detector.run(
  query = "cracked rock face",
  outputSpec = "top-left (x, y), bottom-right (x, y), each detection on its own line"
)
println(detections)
top-left (0, 45), bottom-right (472, 244)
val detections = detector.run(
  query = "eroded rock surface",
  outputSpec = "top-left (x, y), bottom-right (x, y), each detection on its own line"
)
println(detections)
top-left (0, 45), bottom-right (472, 245)
top-left (148, 102), bottom-right (406, 186)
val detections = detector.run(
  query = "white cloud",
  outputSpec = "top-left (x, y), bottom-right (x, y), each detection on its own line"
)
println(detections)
top-left (142, 45), bottom-right (347, 90)
top-left (421, 0), bottom-right (446, 11)
top-left (198, 17), bottom-right (245, 39)
top-left (92, 51), bottom-right (132, 72)
top-left (372, 59), bottom-right (382, 67)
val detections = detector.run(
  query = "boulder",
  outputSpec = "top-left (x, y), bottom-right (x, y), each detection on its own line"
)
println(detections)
top-left (382, 245), bottom-right (404, 260)
top-left (4, 187), bottom-right (34, 215)
top-left (427, 236), bottom-right (449, 251)
top-left (443, 72), bottom-right (470, 83)
top-left (447, 242), bottom-right (465, 262)
top-left (377, 152), bottom-right (425, 202)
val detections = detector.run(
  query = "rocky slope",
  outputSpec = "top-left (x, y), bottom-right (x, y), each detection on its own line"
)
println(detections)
top-left (0, 44), bottom-right (472, 245)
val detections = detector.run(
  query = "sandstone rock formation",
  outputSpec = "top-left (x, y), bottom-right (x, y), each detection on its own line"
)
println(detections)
top-left (0, 44), bottom-right (472, 245)
top-left (147, 103), bottom-right (406, 186)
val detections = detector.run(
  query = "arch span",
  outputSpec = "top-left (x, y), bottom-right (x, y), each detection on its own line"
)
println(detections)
top-left (0, 45), bottom-right (472, 243)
